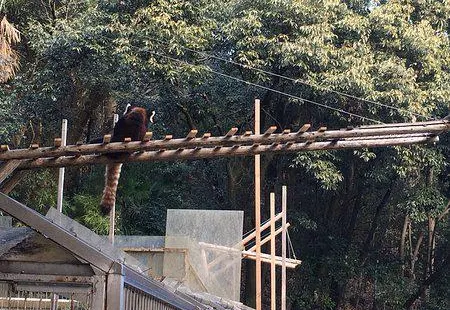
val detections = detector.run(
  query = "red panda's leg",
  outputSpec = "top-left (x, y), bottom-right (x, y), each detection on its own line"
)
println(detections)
top-left (100, 163), bottom-right (123, 215)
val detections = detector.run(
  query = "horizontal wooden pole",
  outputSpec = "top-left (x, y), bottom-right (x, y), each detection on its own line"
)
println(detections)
top-left (1, 121), bottom-right (448, 161)
top-left (17, 136), bottom-right (438, 170)
top-left (242, 250), bottom-right (301, 268)
top-left (357, 119), bottom-right (447, 129)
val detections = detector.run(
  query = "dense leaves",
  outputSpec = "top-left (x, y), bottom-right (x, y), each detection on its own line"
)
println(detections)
top-left (1, 0), bottom-right (449, 308)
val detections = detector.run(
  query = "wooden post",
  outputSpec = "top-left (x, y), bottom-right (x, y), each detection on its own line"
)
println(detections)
top-left (254, 99), bottom-right (262, 310)
top-left (270, 192), bottom-right (276, 310)
top-left (57, 119), bottom-right (67, 213)
top-left (109, 114), bottom-right (119, 244)
top-left (55, 119), bottom-right (67, 310)
top-left (282, 185), bottom-right (287, 310)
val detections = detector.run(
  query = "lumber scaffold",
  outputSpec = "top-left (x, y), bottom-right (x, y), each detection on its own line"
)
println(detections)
top-left (0, 120), bottom-right (449, 171)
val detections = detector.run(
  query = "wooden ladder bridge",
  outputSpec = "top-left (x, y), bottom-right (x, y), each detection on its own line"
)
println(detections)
top-left (1, 119), bottom-right (449, 193)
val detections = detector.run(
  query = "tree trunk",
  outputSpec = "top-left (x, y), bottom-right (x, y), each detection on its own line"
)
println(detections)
top-left (362, 186), bottom-right (393, 256)
top-left (400, 214), bottom-right (409, 262)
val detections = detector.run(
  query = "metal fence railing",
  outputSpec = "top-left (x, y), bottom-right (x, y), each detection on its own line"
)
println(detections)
top-left (0, 281), bottom-right (93, 310)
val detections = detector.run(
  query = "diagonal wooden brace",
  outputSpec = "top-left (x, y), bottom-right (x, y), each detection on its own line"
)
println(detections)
top-left (0, 160), bottom-right (22, 185)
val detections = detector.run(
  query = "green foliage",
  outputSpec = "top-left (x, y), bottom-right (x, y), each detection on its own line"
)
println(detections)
top-left (292, 151), bottom-right (343, 190)
top-left (1, 0), bottom-right (449, 308)
top-left (67, 193), bottom-right (109, 235)
top-left (10, 170), bottom-right (57, 214)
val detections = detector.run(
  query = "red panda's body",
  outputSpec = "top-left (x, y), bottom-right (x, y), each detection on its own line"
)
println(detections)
top-left (100, 106), bottom-right (150, 215)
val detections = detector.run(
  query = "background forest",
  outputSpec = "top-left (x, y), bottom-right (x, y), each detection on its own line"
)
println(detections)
top-left (0, 0), bottom-right (449, 309)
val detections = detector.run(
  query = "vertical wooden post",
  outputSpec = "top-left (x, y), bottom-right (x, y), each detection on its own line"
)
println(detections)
top-left (254, 99), bottom-right (262, 310)
top-left (57, 119), bottom-right (67, 213)
top-left (109, 114), bottom-right (119, 244)
top-left (281, 185), bottom-right (287, 310)
top-left (270, 192), bottom-right (276, 310)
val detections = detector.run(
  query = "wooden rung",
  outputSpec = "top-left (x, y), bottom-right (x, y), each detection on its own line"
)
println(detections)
top-left (103, 135), bottom-right (112, 144)
top-left (282, 129), bottom-right (291, 134)
top-left (54, 138), bottom-right (62, 147)
top-left (225, 128), bottom-right (238, 137)
top-left (124, 137), bottom-right (132, 143)
top-left (143, 132), bottom-right (153, 142)
top-left (317, 127), bottom-right (327, 132)
top-left (202, 133), bottom-right (211, 139)
top-left (164, 135), bottom-right (173, 141)
top-left (0, 145), bottom-right (9, 152)
top-left (264, 126), bottom-right (277, 135)
top-left (30, 144), bottom-right (39, 149)
top-left (186, 130), bottom-right (198, 139)
top-left (297, 124), bottom-right (311, 133)
top-left (244, 131), bottom-right (252, 136)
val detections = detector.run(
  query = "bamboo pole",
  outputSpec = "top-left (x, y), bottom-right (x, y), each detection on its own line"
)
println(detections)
top-left (57, 119), bottom-right (67, 213)
top-left (254, 99), bottom-right (262, 310)
top-left (18, 136), bottom-right (439, 169)
top-left (1, 121), bottom-right (448, 160)
top-left (270, 192), bottom-right (276, 310)
top-left (247, 223), bottom-right (291, 252)
top-left (281, 185), bottom-right (287, 310)
top-left (198, 241), bottom-right (301, 268)
top-left (243, 213), bottom-right (283, 245)
top-left (242, 251), bottom-right (301, 268)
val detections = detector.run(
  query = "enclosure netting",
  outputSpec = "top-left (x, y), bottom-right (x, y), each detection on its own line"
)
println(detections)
top-left (164, 209), bottom-right (243, 301)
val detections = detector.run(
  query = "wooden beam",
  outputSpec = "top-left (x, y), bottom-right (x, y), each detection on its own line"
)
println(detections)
top-left (0, 170), bottom-right (25, 194)
top-left (281, 185), bottom-right (287, 310)
top-left (264, 126), bottom-right (277, 135)
top-left (143, 132), bottom-right (153, 142)
top-left (255, 98), bottom-right (262, 310)
top-left (17, 136), bottom-right (439, 169)
top-left (247, 223), bottom-right (291, 252)
top-left (225, 127), bottom-right (238, 137)
top-left (186, 130), bottom-right (198, 139)
top-left (0, 122), bottom-right (448, 161)
top-left (0, 160), bottom-right (21, 184)
top-left (242, 251), bottom-right (301, 268)
top-left (270, 192), bottom-right (276, 310)
top-left (243, 213), bottom-right (283, 245)
top-left (297, 124), bottom-right (311, 133)
top-left (54, 138), bottom-right (62, 147)
top-left (103, 134), bottom-right (112, 144)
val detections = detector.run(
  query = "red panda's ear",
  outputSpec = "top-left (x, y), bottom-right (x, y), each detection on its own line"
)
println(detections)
top-left (147, 109), bottom-right (156, 123)
top-left (124, 104), bottom-right (132, 115)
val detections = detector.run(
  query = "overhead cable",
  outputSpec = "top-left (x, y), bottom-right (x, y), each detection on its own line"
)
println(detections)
top-left (147, 36), bottom-right (432, 121)
top-left (149, 50), bottom-right (384, 124)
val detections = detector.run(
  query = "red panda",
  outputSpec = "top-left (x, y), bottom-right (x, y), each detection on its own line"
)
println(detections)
top-left (100, 105), bottom-right (153, 215)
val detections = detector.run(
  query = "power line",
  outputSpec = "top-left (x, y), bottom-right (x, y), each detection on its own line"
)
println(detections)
top-left (147, 36), bottom-right (432, 121)
top-left (149, 50), bottom-right (384, 124)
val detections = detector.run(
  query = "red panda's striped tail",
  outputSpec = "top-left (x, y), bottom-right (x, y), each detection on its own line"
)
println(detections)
top-left (100, 163), bottom-right (123, 215)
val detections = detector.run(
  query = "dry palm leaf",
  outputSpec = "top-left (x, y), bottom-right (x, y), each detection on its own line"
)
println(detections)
top-left (0, 15), bottom-right (21, 83)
